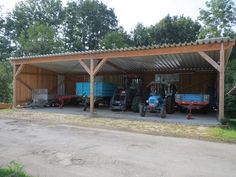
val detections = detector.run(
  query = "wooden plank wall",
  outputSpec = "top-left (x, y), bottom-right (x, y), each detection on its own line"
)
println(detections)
top-left (16, 65), bottom-right (58, 105)
top-left (15, 67), bottom-right (216, 105)
top-left (63, 72), bottom-right (216, 96)
top-left (178, 72), bottom-right (216, 94)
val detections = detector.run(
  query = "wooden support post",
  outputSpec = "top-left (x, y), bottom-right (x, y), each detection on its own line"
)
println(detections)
top-left (219, 43), bottom-right (225, 121)
top-left (90, 59), bottom-right (94, 113)
top-left (13, 64), bottom-right (16, 108)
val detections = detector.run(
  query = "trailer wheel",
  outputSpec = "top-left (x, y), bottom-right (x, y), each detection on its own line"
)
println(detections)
top-left (94, 102), bottom-right (99, 108)
top-left (160, 106), bottom-right (166, 118)
top-left (140, 105), bottom-right (145, 117)
top-left (83, 102), bottom-right (88, 111)
top-left (166, 96), bottom-right (175, 114)
top-left (140, 111), bottom-right (146, 117)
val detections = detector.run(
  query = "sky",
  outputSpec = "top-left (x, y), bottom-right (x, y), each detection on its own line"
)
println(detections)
top-left (0, 0), bottom-right (207, 32)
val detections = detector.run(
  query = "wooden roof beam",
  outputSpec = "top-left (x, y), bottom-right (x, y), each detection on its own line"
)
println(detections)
top-left (106, 61), bottom-right (127, 73)
top-left (78, 60), bottom-right (90, 75)
top-left (15, 64), bottom-right (24, 77)
top-left (93, 58), bottom-right (108, 75)
top-left (198, 52), bottom-right (220, 72)
top-left (225, 47), bottom-right (233, 67)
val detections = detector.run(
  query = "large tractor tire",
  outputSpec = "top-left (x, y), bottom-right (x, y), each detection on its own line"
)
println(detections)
top-left (166, 96), bottom-right (175, 114)
top-left (131, 96), bottom-right (141, 112)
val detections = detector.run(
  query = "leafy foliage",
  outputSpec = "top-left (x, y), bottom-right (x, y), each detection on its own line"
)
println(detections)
top-left (18, 22), bottom-right (63, 55)
top-left (63, 1), bottom-right (83, 51)
top-left (131, 15), bottom-right (201, 46)
top-left (63, 0), bottom-right (118, 51)
top-left (5, 0), bottom-right (64, 56)
top-left (225, 95), bottom-right (236, 119)
top-left (0, 161), bottom-right (34, 177)
top-left (154, 15), bottom-right (201, 44)
top-left (0, 7), bottom-right (14, 61)
top-left (132, 23), bottom-right (151, 47)
top-left (225, 59), bottom-right (236, 92)
top-left (100, 29), bottom-right (131, 49)
top-left (0, 62), bottom-right (12, 103)
top-left (198, 0), bottom-right (236, 38)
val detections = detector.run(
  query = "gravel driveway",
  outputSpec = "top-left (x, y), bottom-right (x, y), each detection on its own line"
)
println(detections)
top-left (0, 118), bottom-right (235, 177)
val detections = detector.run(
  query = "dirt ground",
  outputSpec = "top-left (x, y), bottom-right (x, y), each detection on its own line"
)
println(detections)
top-left (0, 117), bottom-right (236, 177)
top-left (0, 109), bottom-right (221, 142)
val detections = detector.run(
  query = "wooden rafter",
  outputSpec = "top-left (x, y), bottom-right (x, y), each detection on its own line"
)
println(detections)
top-left (93, 58), bottom-right (108, 75)
top-left (106, 61), bottom-right (127, 73)
top-left (198, 52), bottom-right (220, 72)
top-left (79, 60), bottom-right (90, 75)
top-left (225, 47), bottom-right (233, 67)
top-left (15, 64), bottom-right (24, 77)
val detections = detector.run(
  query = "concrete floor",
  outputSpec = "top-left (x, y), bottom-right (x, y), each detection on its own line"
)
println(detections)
top-left (0, 118), bottom-right (235, 177)
top-left (24, 106), bottom-right (219, 126)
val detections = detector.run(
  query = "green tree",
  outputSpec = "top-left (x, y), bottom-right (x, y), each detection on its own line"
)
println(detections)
top-left (131, 15), bottom-right (201, 46)
top-left (18, 22), bottom-right (63, 55)
top-left (63, 0), bottom-right (118, 51)
top-left (0, 62), bottom-right (12, 103)
top-left (99, 28), bottom-right (131, 49)
top-left (63, 1), bottom-right (83, 51)
top-left (5, 0), bottom-right (64, 55)
top-left (198, 0), bottom-right (236, 38)
top-left (151, 15), bottom-right (201, 44)
top-left (132, 23), bottom-right (151, 47)
top-left (225, 59), bottom-right (236, 92)
top-left (0, 6), bottom-right (13, 103)
top-left (0, 7), bottom-right (14, 61)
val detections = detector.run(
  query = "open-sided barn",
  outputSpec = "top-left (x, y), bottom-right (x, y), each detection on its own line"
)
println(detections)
top-left (10, 38), bottom-right (235, 121)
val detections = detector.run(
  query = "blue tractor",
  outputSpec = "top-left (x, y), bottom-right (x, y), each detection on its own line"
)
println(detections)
top-left (140, 82), bottom-right (176, 118)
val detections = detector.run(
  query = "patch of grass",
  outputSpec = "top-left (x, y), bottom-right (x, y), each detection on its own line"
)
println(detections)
top-left (0, 109), bottom-right (15, 113)
top-left (0, 161), bottom-right (34, 177)
top-left (209, 127), bottom-right (236, 141)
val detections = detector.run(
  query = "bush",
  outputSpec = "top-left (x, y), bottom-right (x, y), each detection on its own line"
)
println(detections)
top-left (0, 61), bottom-right (12, 103)
top-left (0, 161), bottom-right (34, 177)
top-left (225, 95), bottom-right (236, 119)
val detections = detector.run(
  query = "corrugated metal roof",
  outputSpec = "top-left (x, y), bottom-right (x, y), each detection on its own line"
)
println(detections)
top-left (29, 50), bottom-right (216, 74)
top-left (11, 37), bottom-right (235, 74)
top-left (9, 37), bottom-right (234, 61)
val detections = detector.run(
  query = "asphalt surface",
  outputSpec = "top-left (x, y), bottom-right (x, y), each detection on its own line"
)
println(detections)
top-left (0, 118), bottom-right (235, 177)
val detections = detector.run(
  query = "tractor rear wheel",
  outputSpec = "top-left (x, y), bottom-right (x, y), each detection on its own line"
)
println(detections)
top-left (131, 96), bottom-right (141, 112)
top-left (166, 96), bottom-right (175, 114)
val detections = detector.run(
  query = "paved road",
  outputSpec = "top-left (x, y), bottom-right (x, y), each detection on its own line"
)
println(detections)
top-left (0, 118), bottom-right (235, 177)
